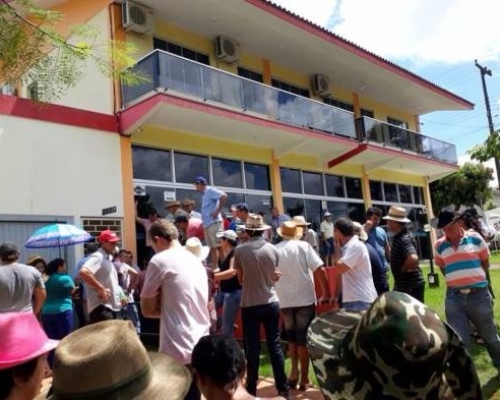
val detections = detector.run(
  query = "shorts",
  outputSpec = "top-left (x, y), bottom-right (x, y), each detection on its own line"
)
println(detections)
top-left (323, 237), bottom-right (334, 256)
top-left (204, 221), bottom-right (222, 249)
top-left (280, 304), bottom-right (316, 344)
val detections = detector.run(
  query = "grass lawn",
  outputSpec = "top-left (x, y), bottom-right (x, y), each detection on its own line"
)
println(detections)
top-left (259, 269), bottom-right (500, 398)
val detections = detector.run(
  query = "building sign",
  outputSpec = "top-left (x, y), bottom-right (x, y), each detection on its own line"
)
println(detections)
top-left (102, 206), bottom-right (117, 216)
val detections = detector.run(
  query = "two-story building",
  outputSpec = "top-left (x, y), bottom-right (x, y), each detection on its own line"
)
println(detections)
top-left (0, 0), bottom-right (472, 267)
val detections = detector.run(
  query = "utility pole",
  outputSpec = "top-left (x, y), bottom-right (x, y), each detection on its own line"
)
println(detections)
top-left (475, 60), bottom-right (500, 189)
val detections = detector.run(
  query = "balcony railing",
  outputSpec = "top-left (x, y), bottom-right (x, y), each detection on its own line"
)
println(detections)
top-left (356, 117), bottom-right (457, 164)
top-left (121, 50), bottom-right (357, 139)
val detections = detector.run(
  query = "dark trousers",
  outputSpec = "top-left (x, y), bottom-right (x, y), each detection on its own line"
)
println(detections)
top-left (395, 283), bottom-right (425, 303)
top-left (41, 310), bottom-right (73, 366)
top-left (183, 376), bottom-right (201, 400)
top-left (241, 302), bottom-right (288, 395)
top-left (88, 305), bottom-right (119, 324)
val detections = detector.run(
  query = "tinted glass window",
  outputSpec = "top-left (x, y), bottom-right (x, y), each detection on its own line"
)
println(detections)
top-left (370, 181), bottom-right (383, 201)
top-left (283, 197), bottom-right (304, 217)
top-left (302, 172), bottom-right (323, 195)
top-left (224, 192), bottom-right (245, 215)
top-left (245, 194), bottom-right (272, 215)
top-left (326, 201), bottom-right (348, 219)
top-left (174, 152), bottom-right (208, 184)
top-left (132, 146), bottom-right (172, 182)
top-left (413, 186), bottom-right (423, 204)
top-left (245, 163), bottom-right (270, 191)
top-left (304, 199), bottom-right (322, 230)
top-left (399, 184), bottom-right (412, 204)
top-left (175, 188), bottom-right (202, 211)
top-left (280, 168), bottom-right (301, 193)
top-left (384, 182), bottom-right (398, 202)
top-left (348, 202), bottom-right (365, 223)
top-left (361, 108), bottom-right (374, 118)
top-left (345, 177), bottom-right (362, 199)
top-left (237, 67), bottom-right (263, 83)
top-left (212, 158), bottom-right (242, 188)
top-left (325, 175), bottom-right (345, 197)
top-left (323, 98), bottom-right (354, 112)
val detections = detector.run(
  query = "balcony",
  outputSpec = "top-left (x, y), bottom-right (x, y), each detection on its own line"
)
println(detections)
top-left (356, 117), bottom-right (457, 164)
top-left (121, 50), bottom-right (356, 139)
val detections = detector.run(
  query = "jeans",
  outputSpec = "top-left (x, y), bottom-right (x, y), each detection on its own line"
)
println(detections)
top-left (343, 301), bottom-right (372, 312)
top-left (214, 289), bottom-right (242, 337)
top-left (122, 303), bottom-right (141, 334)
top-left (41, 310), bottom-right (73, 366)
top-left (446, 287), bottom-right (500, 368)
top-left (89, 305), bottom-right (119, 324)
top-left (241, 302), bottom-right (288, 395)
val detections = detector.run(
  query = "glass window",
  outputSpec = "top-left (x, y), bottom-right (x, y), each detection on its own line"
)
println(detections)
top-left (413, 186), bottom-right (423, 204)
top-left (280, 168), bottom-right (301, 193)
top-left (175, 188), bottom-right (202, 211)
top-left (326, 201), bottom-right (348, 219)
top-left (224, 193), bottom-right (245, 215)
top-left (237, 67), bottom-right (263, 83)
top-left (347, 202), bottom-right (365, 223)
top-left (174, 152), bottom-right (208, 184)
top-left (304, 199), bottom-right (322, 231)
top-left (370, 181), bottom-right (383, 201)
top-left (212, 158), bottom-right (243, 188)
top-left (323, 98), bottom-right (354, 112)
top-left (387, 117), bottom-right (408, 129)
top-left (384, 182), bottom-right (398, 202)
top-left (245, 194), bottom-right (272, 215)
top-left (360, 108), bottom-right (374, 118)
top-left (345, 177), bottom-right (362, 199)
top-left (132, 146), bottom-right (172, 182)
top-left (271, 79), bottom-right (310, 98)
top-left (302, 172), bottom-right (324, 195)
top-left (399, 184), bottom-right (412, 204)
top-left (325, 174), bottom-right (345, 197)
top-left (139, 186), bottom-right (174, 218)
top-left (244, 163), bottom-right (270, 191)
top-left (283, 197), bottom-right (304, 217)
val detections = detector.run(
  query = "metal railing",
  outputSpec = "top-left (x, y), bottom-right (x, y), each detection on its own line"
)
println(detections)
top-left (356, 116), bottom-right (457, 164)
top-left (121, 50), bottom-right (356, 139)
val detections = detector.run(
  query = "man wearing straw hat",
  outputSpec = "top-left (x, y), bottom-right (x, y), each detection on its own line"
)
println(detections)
top-left (383, 205), bottom-right (425, 302)
top-left (234, 214), bottom-right (290, 399)
top-left (292, 215), bottom-right (319, 254)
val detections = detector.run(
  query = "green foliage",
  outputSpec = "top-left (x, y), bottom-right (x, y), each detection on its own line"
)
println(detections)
top-left (469, 130), bottom-right (500, 162)
top-left (0, 0), bottom-right (148, 102)
top-left (430, 162), bottom-right (494, 211)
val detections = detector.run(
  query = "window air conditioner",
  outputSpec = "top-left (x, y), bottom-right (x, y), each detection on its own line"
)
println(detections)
top-left (311, 74), bottom-right (331, 97)
top-left (214, 35), bottom-right (240, 63)
top-left (122, 1), bottom-right (154, 35)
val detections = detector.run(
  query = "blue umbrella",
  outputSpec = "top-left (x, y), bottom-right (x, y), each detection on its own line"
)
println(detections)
top-left (25, 224), bottom-right (92, 249)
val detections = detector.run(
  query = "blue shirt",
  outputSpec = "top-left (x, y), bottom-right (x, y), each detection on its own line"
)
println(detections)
top-left (366, 226), bottom-right (389, 268)
top-left (201, 185), bottom-right (225, 228)
top-left (42, 273), bottom-right (75, 314)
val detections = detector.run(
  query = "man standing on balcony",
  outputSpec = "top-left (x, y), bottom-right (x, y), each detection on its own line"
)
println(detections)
top-left (383, 206), bottom-right (425, 302)
top-left (194, 176), bottom-right (227, 268)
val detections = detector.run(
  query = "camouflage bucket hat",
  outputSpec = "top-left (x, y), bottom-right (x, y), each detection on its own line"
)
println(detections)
top-left (307, 292), bottom-right (481, 400)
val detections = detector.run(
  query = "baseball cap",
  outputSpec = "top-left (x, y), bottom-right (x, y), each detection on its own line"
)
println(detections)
top-left (216, 230), bottom-right (238, 242)
top-left (236, 203), bottom-right (249, 212)
top-left (98, 230), bottom-right (120, 243)
top-left (194, 176), bottom-right (207, 185)
top-left (324, 211), bottom-right (332, 217)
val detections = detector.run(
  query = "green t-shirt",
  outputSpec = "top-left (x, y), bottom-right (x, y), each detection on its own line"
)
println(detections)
top-left (42, 273), bottom-right (74, 314)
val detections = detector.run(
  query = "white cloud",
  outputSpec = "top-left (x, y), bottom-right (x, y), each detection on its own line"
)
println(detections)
top-left (271, 0), bottom-right (500, 65)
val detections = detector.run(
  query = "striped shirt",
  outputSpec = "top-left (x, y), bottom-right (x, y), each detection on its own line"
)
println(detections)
top-left (435, 230), bottom-right (489, 289)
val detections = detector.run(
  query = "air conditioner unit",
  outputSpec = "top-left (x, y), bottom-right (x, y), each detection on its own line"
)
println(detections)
top-left (214, 35), bottom-right (240, 63)
top-left (311, 74), bottom-right (331, 97)
top-left (122, 1), bottom-right (154, 35)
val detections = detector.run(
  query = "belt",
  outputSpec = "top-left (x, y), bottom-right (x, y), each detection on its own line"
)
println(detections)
top-left (451, 287), bottom-right (485, 295)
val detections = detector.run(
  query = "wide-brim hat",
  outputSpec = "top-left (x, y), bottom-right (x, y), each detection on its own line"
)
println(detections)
top-left (292, 215), bottom-right (311, 226)
top-left (382, 205), bottom-right (411, 223)
top-left (184, 237), bottom-right (210, 260)
top-left (243, 213), bottom-right (271, 231)
top-left (48, 320), bottom-right (191, 400)
top-left (277, 221), bottom-right (301, 240)
top-left (307, 291), bottom-right (482, 400)
top-left (0, 312), bottom-right (59, 370)
top-left (27, 254), bottom-right (45, 266)
top-left (352, 221), bottom-right (368, 241)
top-left (165, 200), bottom-right (181, 209)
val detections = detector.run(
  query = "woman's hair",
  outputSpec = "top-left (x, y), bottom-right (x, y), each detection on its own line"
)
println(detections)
top-left (45, 258), bottom-right (65, 276)
top-left (192, 335), bottom-right (245, 393)
top-left (0, 357), bottom-right (39, 399)
top-left (27, 257), bottom-right (47, 272)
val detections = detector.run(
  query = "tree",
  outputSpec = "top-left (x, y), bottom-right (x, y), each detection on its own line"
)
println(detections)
top-left (430, 162), bottom-right (494, 212)
top-left (0, 0), bottom-right (146, 102)
top-left (469, 130), bottom-right (500, 163)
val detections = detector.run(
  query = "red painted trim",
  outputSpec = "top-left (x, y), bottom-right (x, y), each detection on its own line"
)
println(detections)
top-left (328, 143), bottom-right (368, 168)
top-left (0, 95), bottom-right (118, 132)
top-left (120, 92), bottom-right (358, 147)
top-left (245, 0), bottom-right (473, 109)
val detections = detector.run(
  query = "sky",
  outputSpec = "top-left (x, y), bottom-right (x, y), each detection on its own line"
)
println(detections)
top-left (271, 0), bottom-right (500, 163)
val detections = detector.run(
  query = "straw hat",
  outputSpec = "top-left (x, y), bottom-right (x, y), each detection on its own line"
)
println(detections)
top-left (243, 214), bottom-right (271, 230)
top-left (292, 215), bottom-right (311, 226)
top-left (307, 291), bottom-right (482, 400)
top-left (0, 312), bottom-right (59, 370)
top-left (184, 237), bottom-right (210, 260)
top-left (382, 206), bottom-right (410, 223)
top-left (352, 221), bottom-right (368, 241)
top-left (27, 254), bottom-right (45, 266)
top-left (165, 200), bottom-right (181, 210)
top-left (48, 320), bottom-right (191, 400)
top-left (277, 221), bottom-right (301, 240)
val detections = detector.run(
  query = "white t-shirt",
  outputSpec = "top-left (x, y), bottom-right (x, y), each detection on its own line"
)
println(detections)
top-left (275, 240), bottom-right (323, 308)
top-left (141, 244), bottom-right (210, 364)
top-left (320, 220), bottom-right (334, 239)
top-left (82, 248), bottom-right (122, 313)
top-left (339, 235), bottom-right (378, 304)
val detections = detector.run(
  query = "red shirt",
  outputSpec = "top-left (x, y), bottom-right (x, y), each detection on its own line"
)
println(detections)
top-left (187, 218), bottom-right (205, 241)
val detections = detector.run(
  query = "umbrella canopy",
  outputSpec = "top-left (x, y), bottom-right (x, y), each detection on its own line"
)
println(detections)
top-left (25, 224), bottom-right (92, 248)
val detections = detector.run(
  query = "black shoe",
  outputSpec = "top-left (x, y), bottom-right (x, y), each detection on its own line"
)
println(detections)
top-left (278, 390), bottom-right (291, 400)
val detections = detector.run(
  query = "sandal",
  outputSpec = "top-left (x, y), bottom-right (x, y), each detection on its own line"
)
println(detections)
top-left (298, 382), bottom-right (311, 391)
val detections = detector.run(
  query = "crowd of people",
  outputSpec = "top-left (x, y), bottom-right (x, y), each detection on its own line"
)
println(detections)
top-left (1, 174), bottom-right (500, 399)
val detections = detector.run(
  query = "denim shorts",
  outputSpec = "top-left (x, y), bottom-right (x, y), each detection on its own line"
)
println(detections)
top-left (280, 303), bottom-right (316, 344)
